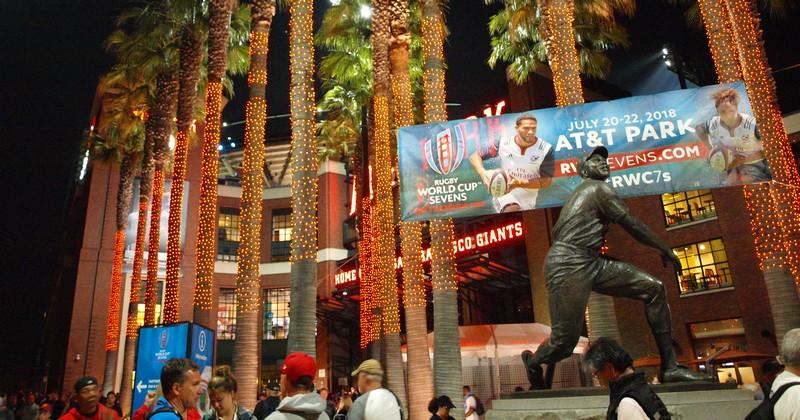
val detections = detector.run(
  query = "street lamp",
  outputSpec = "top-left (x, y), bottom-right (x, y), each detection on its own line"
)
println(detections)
top-left (661, 44), bottom-right (687, 89)
top-left (360, 4), bottom-right (371, 19)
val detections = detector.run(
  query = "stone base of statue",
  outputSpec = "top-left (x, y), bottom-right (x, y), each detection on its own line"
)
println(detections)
top-left (486, 382), bottom-right (758, 420)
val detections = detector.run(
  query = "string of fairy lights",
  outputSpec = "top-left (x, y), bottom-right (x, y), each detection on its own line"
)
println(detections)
top-left (697, 0), bottom-right (741, 83)
top-left (540, 0), bottom-right (584, 107)
top-left (193, 81), bottom-right (224, 312)
top-left (359, 197), bottom-right (374, 349)
top-left (288, 0), bottom-right (319, 265)
top-left (721, 0), bottom-right (800, 284)
top-left (164, 129), bottom-right (189, 322)
top-left (126, 198), bottom-right (149, 338)
top-left (105, 230), bottom-right (126, 350)
top-left (144, 169), bottom-right (165, 325)
top-left (236, 22), bottom-right (270, 313)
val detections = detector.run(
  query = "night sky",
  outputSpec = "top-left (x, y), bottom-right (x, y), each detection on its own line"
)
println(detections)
top-left (0, 0), bottom-right (797, 390)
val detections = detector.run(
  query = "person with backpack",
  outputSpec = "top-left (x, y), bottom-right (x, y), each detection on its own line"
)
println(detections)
top-left (462, 387), bottom-right (483, 420)
top-left (346, 359), bottom-right (402, 420)
top-left (747, 328), bottom-right (800, 420)
top-left (149, 358), bottom-right (202, 420)
top-left (266, 352), bottom-right (328, 420)
top-left (203, 366), bottom-right (256, 420)
top-left (584, 337), bottom-right (671, 420)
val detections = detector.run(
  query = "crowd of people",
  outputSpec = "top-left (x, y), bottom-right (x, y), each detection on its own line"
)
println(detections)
top-left (5, 328), bottom-right (798, 420)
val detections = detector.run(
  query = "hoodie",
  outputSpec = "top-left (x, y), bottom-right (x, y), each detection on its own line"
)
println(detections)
top-left (264, 393), bottom-right (329, 420)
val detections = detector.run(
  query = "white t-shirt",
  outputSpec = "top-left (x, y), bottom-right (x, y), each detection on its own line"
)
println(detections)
top-left (617, 397), bottom-right (649, 420)
top-left (362, 388), bottom-right (401, 420)
top-left (464, 395), bottom-right (478, 420)
top-left (771, 370), bottom-right (800, 420)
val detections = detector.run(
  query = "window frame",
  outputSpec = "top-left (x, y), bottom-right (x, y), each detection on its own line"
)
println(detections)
top-left (263, 288), bottom-right (291, 340)
top-left (672, 237), bottom-right (733, 296)
top-left (216, 288), bottom-right (237, 340)
top-left (270, 208), bottom-right (292, 262)
top-left (661, 190), bottom-right (717, 229)
top-left (217, 207), bottom-right (241, 262)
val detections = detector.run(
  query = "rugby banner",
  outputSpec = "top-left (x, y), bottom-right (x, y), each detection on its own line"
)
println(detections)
top-left (397, 81), bottom-right (772, 221)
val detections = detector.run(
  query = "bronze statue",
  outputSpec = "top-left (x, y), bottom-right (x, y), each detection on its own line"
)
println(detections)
top-left (522, 146), bottom-right (712, 389)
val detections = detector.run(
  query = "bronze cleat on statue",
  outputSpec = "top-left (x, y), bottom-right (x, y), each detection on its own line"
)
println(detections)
top-left (661, 365), bottom-right (716, 383)
top-left (521, 350), bottom-right (547, 390)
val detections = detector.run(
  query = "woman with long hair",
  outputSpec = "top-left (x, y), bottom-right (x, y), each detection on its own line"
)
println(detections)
top-left (332, 393), bottom-right (352, 420)
top-left (203, 366), bottom-right (256, 420)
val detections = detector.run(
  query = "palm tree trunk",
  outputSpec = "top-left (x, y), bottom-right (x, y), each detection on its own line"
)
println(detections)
top-left (587, 293), bottom-right (621, 342)
top-left (287, 0), bottom-right (320, 356)
top-left (371, 0), bottom-right (407, 409)
top-left (697, 0), bottom-right (741, 83)
top-left (119, 142), bottom-right (153, 412)
top-left (537, 0), bottom-right (584, 107)
top-left (233, 0), bottom-right (276, 409)
top-left (165, 26), bottom-right (204, 328)
top-left (421, 2), bottom-right (462, 415)
top-left (193, 0), bottom-right (233, 327)
top-left (390, 3), bottom-right (431, 416)
top-left (146, 71), bottom-right (179, 325)
top-left (103, 153), bottom-right (136, 393)
top-left (722, 0), bottom-right (800, 340)
top-left (359, 197), bottom-right (375, 350)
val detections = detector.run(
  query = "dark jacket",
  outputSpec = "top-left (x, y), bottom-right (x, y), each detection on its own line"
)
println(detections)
top-left (254, 398), bottom-right (281, 420)
top-left (607, 372), bottom-right (670, 420)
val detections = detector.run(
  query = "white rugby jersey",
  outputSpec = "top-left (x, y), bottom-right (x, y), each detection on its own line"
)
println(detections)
top-left (704, 113), bottom-right (762, 158)
top-left (481, 135), bottom-right (554, 210)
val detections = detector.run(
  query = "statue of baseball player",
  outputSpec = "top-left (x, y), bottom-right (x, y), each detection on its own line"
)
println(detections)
top-left (522, 146), bottom-right (713, 389)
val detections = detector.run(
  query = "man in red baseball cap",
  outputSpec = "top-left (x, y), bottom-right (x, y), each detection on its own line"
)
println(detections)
top-left (266, 353), bottom-right (329, 420)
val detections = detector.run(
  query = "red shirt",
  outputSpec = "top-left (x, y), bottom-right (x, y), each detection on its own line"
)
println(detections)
top-left (59, 405), bottom-right (120, 420)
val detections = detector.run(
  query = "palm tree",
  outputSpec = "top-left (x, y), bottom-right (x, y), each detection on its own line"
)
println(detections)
top-left (390, 1), bottom-right (430, 418)
top-left (286, 0), bottom-right (320, 356)
top-left (164, 23), bottom-right (205, 329)
top-left (192, 0), bottom-right (235, 326)
top-left (420, 1), bottom-right (462, 417)
top-left (232, 0), bottom-right (276, 409)
top-left (706, 0), bottom-right (800, 340)
top-left (486, 0), bottom-right (634, 85)
top-left (370, 0), bottom-right (408, 412)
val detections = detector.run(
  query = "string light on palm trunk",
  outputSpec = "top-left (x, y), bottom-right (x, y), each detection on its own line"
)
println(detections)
top-left (359, 197), bottom-right (374, 349)
top-left (164, 130), bottom-right (189, 321)
top-left (193, 81), bottom-right (224, 311)
top-left (105, 230), bottom-right (125, 350)
top-left (697, 0), bottom-right (741, 83)
top-left (724, 0), bottom-right (800, 282)
top-left (540, 0), bottom-right (584, 106)
top-left (237, 96), bottom-right (267, 312)
top-left (145, 169), bottom-right (165, 325)
top-left (126, 199), bottom-right (149, 338)
top-left (288, 0), bottom-right (319, 264)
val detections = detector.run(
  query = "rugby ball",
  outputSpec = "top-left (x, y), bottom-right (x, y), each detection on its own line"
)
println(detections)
top-left (708, 146), bottom-right (732, 173)
top-left (488, 170), bottom-right (510, 197)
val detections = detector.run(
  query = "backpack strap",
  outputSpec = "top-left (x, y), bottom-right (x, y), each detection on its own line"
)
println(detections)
top-left (770, 382), bottom-right (800, 404)
top-left (145, 407), bottom-right (180, 420)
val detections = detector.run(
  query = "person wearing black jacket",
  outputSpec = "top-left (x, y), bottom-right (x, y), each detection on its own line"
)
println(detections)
top-left (585, 337), bottom-right (671, 420)
top-left (253, 383), bottom-right (281, 420)
top-left (427, 396), bottom-right (455, 420)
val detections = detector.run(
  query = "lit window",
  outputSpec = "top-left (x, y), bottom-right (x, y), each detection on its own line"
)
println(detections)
top-left (661, 190), bottom-right (716, 228)
top-left (271, 209), bottom-right (292, 262)
top-left (673, 238), bottom-right (733, 295)
top-left (217, 289), bottom-right (237, 339)
top-left (217, 208), bottom-right (241, 261)
top-left (263, 288), bottom-right (291, 340)
top-left (135, 280), bottom-right (164, 326)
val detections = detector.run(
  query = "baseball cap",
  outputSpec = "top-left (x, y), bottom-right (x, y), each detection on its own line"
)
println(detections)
top-left (351, 359), bottom-right (383, 377)
top-left (585, 146), bottom-right (608, 161)
top-left (435, 395), bottom-right (456, 409)
top-left (74, 376), bottom-right (98, 393)
top-left (266, 382), bottom-right (281, 392)
top-left (281, 352), bottom-right (317, 383)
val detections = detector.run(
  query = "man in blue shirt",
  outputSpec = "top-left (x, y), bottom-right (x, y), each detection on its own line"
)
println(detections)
top-left (150, 359), bottom-right (202, 420)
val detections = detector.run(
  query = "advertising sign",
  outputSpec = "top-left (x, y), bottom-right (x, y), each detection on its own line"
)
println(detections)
top-left (132, 323), bottom-right (214, 414)
top-left (398, 81), bottom-right (771, 221)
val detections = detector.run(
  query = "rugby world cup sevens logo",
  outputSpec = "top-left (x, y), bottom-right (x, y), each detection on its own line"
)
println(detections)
top-left (160, 330), bottom-right (168, 349)
top-left (425, 125), bottom-right (467, 175)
